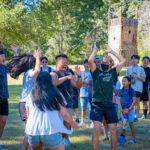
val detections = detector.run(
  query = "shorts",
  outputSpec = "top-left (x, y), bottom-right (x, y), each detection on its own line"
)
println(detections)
top-left (121, 109), bottom-right (134, 122)
top-left (80, 97), bottom-right (91, 111)
top-left (19, 102), bottom-right (27, 122)
top-left (90, 102), bottom-right (118, 124)
top-left (115, 104), bottom-right (118, 115)
top-left (141, 92), bottom-right (149, 101)
top-left (0, 99), bottom-right (8, 116)
top-left (72, 96), bottom-right (78, 109)
top-left (135, 91), bottom-right (142, 98)
top-left (27, 133), bottom-right (63, 149)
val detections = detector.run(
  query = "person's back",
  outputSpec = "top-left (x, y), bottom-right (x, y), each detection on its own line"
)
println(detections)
top-left (25, 72), bottom-right (78, 150)
top-left (25, 94), bottom-right (72, 136)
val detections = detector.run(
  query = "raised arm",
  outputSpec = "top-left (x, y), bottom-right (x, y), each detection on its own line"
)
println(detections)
top-left (104, 46), bottom-right (126, 74)
top-left (70, 66), bottom-right (82, 88)
top-left (88, 42), bottom-right (97, 72)
top-left (30, 50), bottom-right (41, 77)
top-left (11, 44), bottom-right (18, 56)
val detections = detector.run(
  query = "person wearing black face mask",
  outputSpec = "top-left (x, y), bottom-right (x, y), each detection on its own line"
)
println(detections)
top-left (101, 63), bottom-right (109, 72)
top-left (88, 42), bottom-right (126, 150)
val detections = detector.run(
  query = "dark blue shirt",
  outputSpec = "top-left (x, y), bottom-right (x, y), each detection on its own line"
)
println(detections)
top-left (54, 70), bottom-right (72, 108)
top-left (0, 65), bottom-right (9, 100)
top-left (118, 88), bottom-right (136, 109)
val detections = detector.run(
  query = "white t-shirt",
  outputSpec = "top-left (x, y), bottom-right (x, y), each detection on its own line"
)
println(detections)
top-left (127, 65), bottom-right (146, 93)
top-left (114, 80), bottom-right (121, 104)
top-left (25, 95), bottom-right (72, 136)
top-left (80, 71), bottom-right (92, 97)
top-left (20, 69), bottom-right (37, 102)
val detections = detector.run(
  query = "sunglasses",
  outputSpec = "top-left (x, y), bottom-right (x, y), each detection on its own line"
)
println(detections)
top-left (42, 61), bottom-right (47, 64)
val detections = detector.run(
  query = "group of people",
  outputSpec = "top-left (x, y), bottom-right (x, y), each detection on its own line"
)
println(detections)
top-left (0, 42), bottom-right (150, 150)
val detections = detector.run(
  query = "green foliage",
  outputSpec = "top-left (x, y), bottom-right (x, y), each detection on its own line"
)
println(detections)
top-left (0, 0), bottom-right (148, 63)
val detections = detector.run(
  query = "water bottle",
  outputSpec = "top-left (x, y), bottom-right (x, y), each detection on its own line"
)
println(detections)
top-left (122, 115), bottom-right (128, 129)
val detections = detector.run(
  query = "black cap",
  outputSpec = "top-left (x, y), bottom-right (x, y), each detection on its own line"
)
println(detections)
top-left (142, 56), bottom-right (150, 62)
top-left (84, 59), bottom-right (88, 64)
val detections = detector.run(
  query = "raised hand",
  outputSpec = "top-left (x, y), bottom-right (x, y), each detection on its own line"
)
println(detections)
top-left (93, 42), bottom-right (98, 52)
top-left (34, 50), bottom-right (42, 59)
top-left (11, 44), bottom-right (18, 56)
top-left (75, 66), bottom-right (81, 77)
top-left (104, 45), bottom-right (113, 53)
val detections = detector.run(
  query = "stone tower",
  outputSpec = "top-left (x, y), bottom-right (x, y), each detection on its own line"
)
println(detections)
top-left (108, 7), bottom-right (138, 66)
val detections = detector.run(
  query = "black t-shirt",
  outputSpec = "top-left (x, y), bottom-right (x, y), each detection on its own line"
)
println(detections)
top-left (141, 66), bottom-right (150, 93)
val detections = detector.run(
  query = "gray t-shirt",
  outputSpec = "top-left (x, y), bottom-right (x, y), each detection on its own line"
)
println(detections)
top-left (0, 65), bottom-right (9, 100)
top-left (126, 65), bottom-right (146, 92)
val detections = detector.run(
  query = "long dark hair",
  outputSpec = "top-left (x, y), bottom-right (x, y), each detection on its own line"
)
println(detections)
top-left (31, 72), bottom-right (65, 111)
top-left (120, 76), bottom-right (132, 97)
top-left (7, 54), bottom-right (35, 79)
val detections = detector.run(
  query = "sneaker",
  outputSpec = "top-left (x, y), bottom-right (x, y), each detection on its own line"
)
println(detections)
top-left (78, 121), bottom-right (85, 127)
top-left (64, 138), bottom-right (71, 148)
top-left (101, 136), bottom-right (109, 141)
top-left (0, 146), bottom-right (5, 150)
top-left (118, 135), bottom-right (126, 146)
top-left (128, 138), bottom-right (136, 144)
top-left (75, 118), bottom-right (80, 123)
top-left (134, 118), bottom-right (138, 122)
top-left (140, 115), bottom-right (145, 119)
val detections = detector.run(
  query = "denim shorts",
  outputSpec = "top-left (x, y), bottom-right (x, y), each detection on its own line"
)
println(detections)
top-left (121, 109), bottom-right (134, 122)
top-left (27, 133), bottom-right (63, 149)
top-left (80, 97), bottom-right (91, 111)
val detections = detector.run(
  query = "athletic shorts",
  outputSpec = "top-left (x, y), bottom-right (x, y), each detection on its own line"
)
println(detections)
top-left (90, 102), bottom-right (118, 124)
top-left (141, 92), bottom-right (149, 101)
top-left (72, 96), bottom-right (78, 109)
top-left (19, 102), bottom-right (27, 122)
top-left (135, 91), bottom-right (142, 98)
top-left (27, 133), bottom-right (63, 149)
top-left (0, 99), bottom-right (8, 116)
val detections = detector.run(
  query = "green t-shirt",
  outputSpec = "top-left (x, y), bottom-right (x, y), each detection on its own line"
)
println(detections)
top-left (92, 67), bottom-right (117, 103)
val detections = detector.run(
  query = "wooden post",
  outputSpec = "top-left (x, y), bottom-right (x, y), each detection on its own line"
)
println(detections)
top-left (136, 8), bottom-right (138, 50)
top-left (120, 7), bottom-right (123, 55)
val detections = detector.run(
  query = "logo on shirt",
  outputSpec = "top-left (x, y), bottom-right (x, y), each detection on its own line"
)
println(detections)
top-left (102, 73), bottom-right (112, 82)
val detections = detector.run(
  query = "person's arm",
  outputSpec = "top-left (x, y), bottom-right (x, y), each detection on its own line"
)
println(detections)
top-left (104, 46), bottom-right (126, 74)
top-left (118, 97), bottom-right (123, 113)
top-left (11, 44), bottom-right (18, 56)
top-left (70, 66), bottom-right (82, 88)
top-left (50, 72), bottom-right (73, 86)
top-left (131, 73), bottom-right (145, 82)
top-left (129, 96), bottom-right (137, 111)
top-left (30, 50), bottom-right (41, 77)
top-left (88, 42), bottom-right (97, 72)
top-left (59, 106), bottom-right (79, 130)
top-left (26, 107), bottom-right (29, 119)
top-left (88, 80), bottom-right (92, 97)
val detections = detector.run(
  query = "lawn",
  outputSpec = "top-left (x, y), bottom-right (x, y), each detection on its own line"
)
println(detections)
top-left (0, 66), bottom-right (150, 150)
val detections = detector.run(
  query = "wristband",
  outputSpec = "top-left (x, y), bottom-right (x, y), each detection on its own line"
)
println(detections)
top-left (78, 76), bottom-right (81, 78)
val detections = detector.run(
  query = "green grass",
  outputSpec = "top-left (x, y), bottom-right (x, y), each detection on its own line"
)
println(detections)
top-left (1, 67), bottom-right (150, 150)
